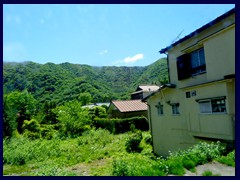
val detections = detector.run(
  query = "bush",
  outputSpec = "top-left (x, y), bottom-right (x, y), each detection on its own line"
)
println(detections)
top-left (143, 132), bottom-right (153, 145)
top-left (164, 157), bottom-right (185, 175)
top-left (216, 150), bottom-right (235, 167)
top-left (112, 159), bottom-right (129, 176)
top-left (54, 100), bottom-right (91, 137)
top-left (112, 154), bottom-right (166, 176)
top-left (93, 116), bottom-right (149, 134)
top-left (22, 119), bottom-right (41, 139)
top-left (23, 130), bottom-right (41, 140)
top-left (125, 131), bottom-right (143, 153)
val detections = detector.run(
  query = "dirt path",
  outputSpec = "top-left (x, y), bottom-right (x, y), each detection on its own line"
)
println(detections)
top-left (183, 161), bottom-right (235, 176)
top-left (70, 159), bottom-right (235, 176)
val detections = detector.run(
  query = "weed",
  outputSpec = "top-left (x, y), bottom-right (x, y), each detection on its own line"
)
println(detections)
top-left (202, 170), bottom-right (221, 176)
top-left (216, 150), bottom-right (235, 167)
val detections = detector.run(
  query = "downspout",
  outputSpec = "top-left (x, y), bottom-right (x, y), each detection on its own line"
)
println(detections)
top-left (147, 104), bottom-right (155, 153)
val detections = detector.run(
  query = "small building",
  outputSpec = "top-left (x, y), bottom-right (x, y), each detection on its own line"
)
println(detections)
top-left (143, 8), bottom-right (235, 157)
top-left (107, 100), bottom-right (148, 118)
top-left (131, 85), bottom-right (160, 100)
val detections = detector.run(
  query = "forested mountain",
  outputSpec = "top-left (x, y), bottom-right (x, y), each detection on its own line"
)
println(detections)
top-left (3, 58), bottom-right (168, 105)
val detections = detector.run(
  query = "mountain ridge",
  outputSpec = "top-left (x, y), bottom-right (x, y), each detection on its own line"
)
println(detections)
top-left (3, 58), bottom-right (168, 105)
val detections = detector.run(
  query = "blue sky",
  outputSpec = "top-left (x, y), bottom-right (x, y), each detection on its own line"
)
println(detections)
top-left (3, 4), bottom-right (235, 66)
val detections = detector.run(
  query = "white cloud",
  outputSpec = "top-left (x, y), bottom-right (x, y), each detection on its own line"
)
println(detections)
top-left (3, 42), bottom-right (27, 61)
top-left (112, 53), bottom-right (144, 66)
top-left (124, 53), bottom-right (143, 63)
top-left (99, 49), bottom-right (108, 55)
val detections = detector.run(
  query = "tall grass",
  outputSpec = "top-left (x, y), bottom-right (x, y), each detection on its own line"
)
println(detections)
top-left (4, 129), bottom-right (234, 176)
top-left (3, 128), bottom-right (129, 175)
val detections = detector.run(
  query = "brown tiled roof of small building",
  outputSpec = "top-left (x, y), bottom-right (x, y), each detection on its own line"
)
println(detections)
top-left (112, 100), bottom-right (148, 112)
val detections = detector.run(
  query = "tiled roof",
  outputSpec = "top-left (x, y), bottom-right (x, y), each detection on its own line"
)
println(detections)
top-left (138, 85), bottom-right (160, 92)
top-left (112, 100), bottom-right (148, 112)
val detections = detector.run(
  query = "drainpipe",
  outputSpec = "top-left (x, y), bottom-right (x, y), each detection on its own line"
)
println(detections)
top-left (147, 104), bottom-right (155, 153)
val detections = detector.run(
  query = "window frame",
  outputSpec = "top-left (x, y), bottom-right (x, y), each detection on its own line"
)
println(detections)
top-left (190, 48), bottom-right (206, 76)
top-left (198, 97), bottom-right (227, 114)
top-left (171, 103), bottom-right (180, 115)
top-left (176, 47), bottom-right (206, 80)
top-left (156, 102), bottom-right (164, 116)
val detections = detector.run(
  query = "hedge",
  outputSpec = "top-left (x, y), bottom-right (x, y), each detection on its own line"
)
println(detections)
top-left (93, 116), bottom-right (149, 134)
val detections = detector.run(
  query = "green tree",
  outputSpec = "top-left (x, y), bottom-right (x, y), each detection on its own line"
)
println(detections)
top-left (3, 90), bottom-right (37, 136)
top-left (54, 100), bottom-right (91, 137)
top-left (88, 106), bottom-right (107, 120)
top-left (42, 101), bottom-right (58, 124)
top-left (78, 92), bottom-right (92, 105)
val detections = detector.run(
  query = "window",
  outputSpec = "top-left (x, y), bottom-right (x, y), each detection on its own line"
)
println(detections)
top-left (199, 97), bottom-right (226, 114)
top-left (156, 102), bottom-right (163, 115)
top-left (186, 92), bottom-right (191, 98)
top-left (172, 103), bottom-right (180, 115)
top-left (190, 48), bottom-right (206, 75)
top-left (177, 48), bottom-right (206, 80)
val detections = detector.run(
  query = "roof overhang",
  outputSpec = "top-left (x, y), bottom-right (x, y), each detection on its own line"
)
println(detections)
top-left (159, 7), bottom-right (235, 54)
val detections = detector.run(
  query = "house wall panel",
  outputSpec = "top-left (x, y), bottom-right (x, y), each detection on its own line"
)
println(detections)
top-left (204, 27), bottom-right (235, 81)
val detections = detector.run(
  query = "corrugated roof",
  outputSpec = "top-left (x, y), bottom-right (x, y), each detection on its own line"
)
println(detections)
top-left (112, 100), bottom-right (148, 112)
top-left (159, 7), bottom-right (235, 54)
top-left (138, 85), bottom-right (160, 92)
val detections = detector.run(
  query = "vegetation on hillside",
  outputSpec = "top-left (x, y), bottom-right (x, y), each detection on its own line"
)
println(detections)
top-left (3, 58), bottom-right (168, 105)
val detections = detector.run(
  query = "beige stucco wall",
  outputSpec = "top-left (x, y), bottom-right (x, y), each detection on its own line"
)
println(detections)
top-left (183, 80), bottom-right (235, 140)
top-left (167, 14), bottom-right (235, 88)
top-left (204, 26), bottom-right (235, 81)
top-left (147, 88), bottom-right (197, 157)
top-left (147, 79), bottom-right (235, 157)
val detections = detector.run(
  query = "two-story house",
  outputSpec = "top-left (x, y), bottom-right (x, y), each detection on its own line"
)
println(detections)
top-left (143, 8), bottom-right (235, 157)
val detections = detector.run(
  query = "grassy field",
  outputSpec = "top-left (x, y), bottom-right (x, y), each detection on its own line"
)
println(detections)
top-left (3, 129), bottom-right (235, 176)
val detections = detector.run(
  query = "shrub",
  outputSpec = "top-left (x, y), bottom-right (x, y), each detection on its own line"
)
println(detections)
top-left (164, 157), bottom-right (185, 176)
top-left (182, 156), bottom-right (196, 171)
top-left (22, 119), bottom-right (41, 133)
top-left (216, 150), bottom-right (235, 167)
top-left (192, 141), bottom-right (225, 163)
top-left (112, 159), bottom-right (129, 176)
top-left (112, 154), bottom-right (166, 176)
top-left (125, 131), bottom-right (143, 153)
top-left (23, 129), bottom-right (41, 140)
top-left (93, 116), bottom-right (149, 134)
top-left (53, 100), bottom-right (91, 137)
top-left (143, 132), bottom-right (153, 145)
top-left (40, 125), bottom-right (56, 140)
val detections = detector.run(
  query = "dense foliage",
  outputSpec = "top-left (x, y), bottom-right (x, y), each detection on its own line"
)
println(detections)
top-left (93, 116), bottom-right (149, 134)
top-left (3, 58), bottom-right (168, 105)
top-left (3, 58), bottom-right (235, 176)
